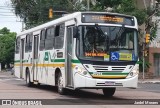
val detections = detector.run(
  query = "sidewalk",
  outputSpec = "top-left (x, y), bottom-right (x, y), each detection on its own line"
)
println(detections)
top-left (138, 78), bottom-right (160, 84)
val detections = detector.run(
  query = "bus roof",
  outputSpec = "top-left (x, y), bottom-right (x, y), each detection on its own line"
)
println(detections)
top-left (17, 12), bottom-right (136, 37)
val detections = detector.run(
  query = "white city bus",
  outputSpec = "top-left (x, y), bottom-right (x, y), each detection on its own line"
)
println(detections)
top-left (14, 12), bottom-right (139, 97)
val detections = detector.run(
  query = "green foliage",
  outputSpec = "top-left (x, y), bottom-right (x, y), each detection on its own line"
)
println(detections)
top-left (0, 27), bottom-right (10, 34)
top-left (95, 0), bottom-right (122, 9)
top-left (137, 59), bottom-right (152, 72)
top-left (11, 0), bottom-right (70, 29)
top-left (150, 24), bottom-right (158, 39)
top-left (131, 9), bottom-right (147, 25)
top-left (0, 28), bottom-right (16, 69)
top-left (114, 0), bottom-right (135, 12)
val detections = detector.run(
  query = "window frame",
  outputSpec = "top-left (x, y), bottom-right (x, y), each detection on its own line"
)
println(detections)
top-left (54, 24), bottom-right (65, 49)
top-left (25, 33), bottom-right (33, 52)
top-left (39, 29), bottom-right (46, 51)
top-left (45, 26), bottom-right (55, 50)
top-left (15, 36), bottom-right (20, 54)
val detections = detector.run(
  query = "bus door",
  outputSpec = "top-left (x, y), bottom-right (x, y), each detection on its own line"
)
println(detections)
top-left (20, 39), bottom-right (25, 78)
top-left (33, 35), bottom-right (39, 81)
top-left (66, 26), bottom-right (74, 87)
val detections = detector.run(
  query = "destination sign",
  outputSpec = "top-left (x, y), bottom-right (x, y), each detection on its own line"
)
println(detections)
top-left (82, 13), bottom-right (135, 26)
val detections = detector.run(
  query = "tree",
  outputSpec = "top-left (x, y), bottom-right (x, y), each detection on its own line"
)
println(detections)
top-left (0, 28), bottom-right (16, 69)
top-left (11, 0), bottom-right (71, 29)
top-left (0, 27), bottom-right (10, 34)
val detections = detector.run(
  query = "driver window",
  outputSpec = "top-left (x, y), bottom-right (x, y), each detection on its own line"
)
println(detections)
top-left (126, 32), bottom-right (134, 49)
top-left (84, 26), bottom-right (105, 53)
top-left (119, 31), bottom-right (134, 49)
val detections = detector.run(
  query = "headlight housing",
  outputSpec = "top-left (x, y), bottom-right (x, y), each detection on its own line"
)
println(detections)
top-left (74, 66), bottom-right (91, 78)
top-left (126, 64), bottom-right (139, 78)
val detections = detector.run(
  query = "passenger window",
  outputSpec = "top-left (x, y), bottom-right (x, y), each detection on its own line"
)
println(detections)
top-left (54, 24), bottom-right (64, 49)
top-left (45, 27), bottom-right (54, 50)
top-left (25, 34), bottom-right (32, 52)
top-left (25, 34), bottom-right (29, 52)
top-left (15, 37), bottom-right (20, 54)
top-left (29, 34), bottom-right (33, 52)
top-left (40, 29), bottom-right (46, 51)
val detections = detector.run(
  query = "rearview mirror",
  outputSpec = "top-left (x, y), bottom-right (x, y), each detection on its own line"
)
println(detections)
top-left (73, 26), bottom-right (78, 38)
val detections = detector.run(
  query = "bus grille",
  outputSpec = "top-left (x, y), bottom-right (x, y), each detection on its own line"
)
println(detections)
top-left (92, 65), bottom-right (126, 72)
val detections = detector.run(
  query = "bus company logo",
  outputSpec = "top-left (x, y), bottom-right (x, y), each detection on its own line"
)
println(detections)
top-left (1, 100), bottom-right (42, 105)
top-left (2, 100), bottom-right (12, 105)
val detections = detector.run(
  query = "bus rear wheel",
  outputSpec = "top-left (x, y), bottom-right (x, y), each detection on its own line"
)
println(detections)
top-left (26, 71), bottom-right (33, 87)
top-left (57, 73), bottom-right (65, 95)
top-left (102, 88), bottom-right (116, 97)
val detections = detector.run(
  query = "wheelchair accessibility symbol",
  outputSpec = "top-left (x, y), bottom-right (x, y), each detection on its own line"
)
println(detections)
top-left (111, 52), bottom-right (119, 61)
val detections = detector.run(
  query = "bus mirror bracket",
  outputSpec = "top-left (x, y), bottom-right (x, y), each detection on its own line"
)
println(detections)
top-left (73, 26), bottom-right (78, 38)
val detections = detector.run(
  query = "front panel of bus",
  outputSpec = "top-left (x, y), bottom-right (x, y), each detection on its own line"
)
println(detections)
top-left (73, 13), bottom-right (139, 88)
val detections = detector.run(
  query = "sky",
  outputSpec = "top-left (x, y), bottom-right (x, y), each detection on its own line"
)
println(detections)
top-left (0, 0), bottom-right (22, 33)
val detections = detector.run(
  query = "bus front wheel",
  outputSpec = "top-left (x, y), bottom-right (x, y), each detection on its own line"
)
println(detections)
top-left (57, 73), bottom-right (65, 95)
top-left (102, 88), bottom-right (116, 97)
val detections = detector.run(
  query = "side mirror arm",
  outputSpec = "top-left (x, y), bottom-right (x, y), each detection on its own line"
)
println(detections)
top-left (73, 26), bottom-right (79, 38)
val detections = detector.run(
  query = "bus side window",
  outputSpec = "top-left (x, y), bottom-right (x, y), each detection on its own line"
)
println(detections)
top-left (54, 24), bottom-right (64, 49)
top-left (45, 27), bottom-right (54, 50)
top-left (29, 33), bottom-right (33, 52)
top-left (25, 34), bottom-right (29, 52)
top-left (25, 33), bottom-right (33, 52)
top-left (40, 29), bottom-right (46, 51)
top-left (15, 37), bottom-right (20, 54)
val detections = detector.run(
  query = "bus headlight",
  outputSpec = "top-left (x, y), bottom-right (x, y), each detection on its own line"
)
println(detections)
top-left (126, 64), bottom-right (139, 78)
top-left (75, 66), bottom-right (83, 73)
top-left (83, 71), bottom-right (88, 75)
top-left (74, 66), bottom-right (91, 77)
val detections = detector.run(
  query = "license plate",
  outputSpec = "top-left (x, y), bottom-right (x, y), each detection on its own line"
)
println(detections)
top-left (105, 81), bottom-right (115, 85)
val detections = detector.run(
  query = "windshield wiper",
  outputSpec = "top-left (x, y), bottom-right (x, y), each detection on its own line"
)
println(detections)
top-left (95, 24), bottom-right (106, 38)
top-left (117, 26), bottom-right (125, 39)
top-left (95, 24), bottom-right (109, 52)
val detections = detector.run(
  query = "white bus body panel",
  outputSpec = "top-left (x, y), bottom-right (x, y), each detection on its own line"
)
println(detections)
top-left (74, 73), bottom-right (138, 88)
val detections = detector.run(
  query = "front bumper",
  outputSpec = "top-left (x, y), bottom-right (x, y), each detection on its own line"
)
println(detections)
top-left (74, 73), bottom-right (138, 89)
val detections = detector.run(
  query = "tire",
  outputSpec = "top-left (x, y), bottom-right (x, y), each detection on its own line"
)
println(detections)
top-left (57, 73), bottom-right (65, 95)
top-left (102, 88), bottom-right (116, 97)
top-left (26, 71), bottom-right (33, 87)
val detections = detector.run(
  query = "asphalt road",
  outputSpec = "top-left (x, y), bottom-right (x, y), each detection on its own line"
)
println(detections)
top-left (0, 72), bottom-right (160, 108)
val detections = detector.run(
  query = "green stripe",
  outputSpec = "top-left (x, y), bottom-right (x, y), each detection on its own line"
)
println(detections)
top-left (54, 59), bottom-right (80, 63)
top-left (54, 59), bottom-right (65, 62)
top-left (89, 72), bottom-right (128, 75)
top-left (14, 60), bottom-right (20, 63)
top-left (15, 59), bottom-right (80, 63)
top-left (72, 59), bottom-right (80, 63)
top-left (14, 60), bottom-right (28, 63)
top-left (22, 60), bottom-right (28, 63)
top-left (89, 72), bottom-right (93, 74)
top-left (15, 59), bottom-right (65, 63)
top-left (102, 72), bottom-right (128, 75)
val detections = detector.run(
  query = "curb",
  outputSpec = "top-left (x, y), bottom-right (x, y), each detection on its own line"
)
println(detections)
top-left (138, 81), bottom-right (160, 84)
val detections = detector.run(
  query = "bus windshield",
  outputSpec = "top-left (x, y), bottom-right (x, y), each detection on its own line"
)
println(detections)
top-left (77, 25), bottom-right (138, 62)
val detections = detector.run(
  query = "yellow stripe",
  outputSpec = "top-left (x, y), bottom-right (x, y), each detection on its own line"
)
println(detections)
top-left (14, 64), bottom-right (32, 66)
top-left (72, 64), bottom-right (76, 68)
top-left (24, 64), bottom-right (32, 66)
top-left (14, 63), bottom-right (65, 67)
top-left (92, 75), bottom-right (126, 79)
top-left (14, 64), bottom-right (20, 66)
top-left (37, 64), bottom-right (64, 67)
